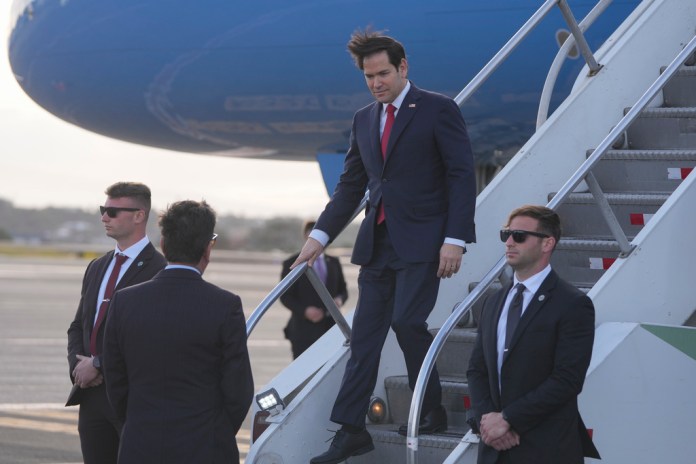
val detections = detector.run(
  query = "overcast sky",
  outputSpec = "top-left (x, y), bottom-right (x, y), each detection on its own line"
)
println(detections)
top-left (0, 7), bottom-right (330, 218)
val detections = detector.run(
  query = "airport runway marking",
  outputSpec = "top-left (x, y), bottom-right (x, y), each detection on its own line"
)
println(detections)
top-left (0, 403), bottom-right (250, 454)
top-left (0, 416), bottom-right (78, 435)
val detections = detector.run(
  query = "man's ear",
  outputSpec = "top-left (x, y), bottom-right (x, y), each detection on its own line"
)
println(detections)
top-left (134, 209), bottom-right (147, 225)
top-left (542, 236), bottom-right (556, 253)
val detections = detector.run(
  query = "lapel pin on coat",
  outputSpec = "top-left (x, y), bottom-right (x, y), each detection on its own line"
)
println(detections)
top-left (538, 294), bottom-right (546, 302)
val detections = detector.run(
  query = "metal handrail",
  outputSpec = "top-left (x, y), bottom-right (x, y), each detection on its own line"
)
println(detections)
top-left (454, 0), bottom-right (557, 107)
top-left (454, 0), bottom-right (601, 109)
top-left (245, 193), bottom-right (368, 340)
top-left (406, 20), bottom-right (696, 464)
top-left (537, 0), bottom-right (615, 128)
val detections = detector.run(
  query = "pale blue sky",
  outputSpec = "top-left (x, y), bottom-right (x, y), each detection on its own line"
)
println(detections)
top-left (0, 7), bottom-right (329, 218)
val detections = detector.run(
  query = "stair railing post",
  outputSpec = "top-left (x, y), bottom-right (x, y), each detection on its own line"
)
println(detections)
top-left (584, 171), bottom-right (635, 257)
top-left (305, 266), bottom-right (351, 344)
top-left (557, 0), bottom-right (603, 75)
top-left (245, 192), bottom-right (368, 339)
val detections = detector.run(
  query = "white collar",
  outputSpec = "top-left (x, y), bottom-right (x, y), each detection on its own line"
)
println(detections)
top-left (383, 81), bottom-right (411, 114)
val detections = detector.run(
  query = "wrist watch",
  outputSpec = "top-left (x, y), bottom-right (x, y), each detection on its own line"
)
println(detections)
top-left (502, 410), bottom-right (510, 423)
top-left (92, 356), bottom-right (101, 370)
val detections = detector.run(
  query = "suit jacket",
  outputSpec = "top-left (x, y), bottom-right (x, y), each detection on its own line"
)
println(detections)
top-left (102, 268), bottom-right (253, 464)
top-left (280, 253), bottom-right (348, 347)
top-left (67, 242), bottom-right (166, 403)
top-left (315, 83), bottom-right (476, 265)
top-left (467, 270), bottom-right (600, 464)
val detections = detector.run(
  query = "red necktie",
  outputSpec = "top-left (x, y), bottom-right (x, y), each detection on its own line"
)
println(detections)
top-left (378, 104), bottom-right (396, 224)
top-left (90, 253), bottom-right (128, 355)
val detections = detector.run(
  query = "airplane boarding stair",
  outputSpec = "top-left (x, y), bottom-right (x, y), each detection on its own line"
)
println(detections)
top-left (352, 51), bottom-right (696, 463)
top-left (245, 1), bottom-right (696, 462)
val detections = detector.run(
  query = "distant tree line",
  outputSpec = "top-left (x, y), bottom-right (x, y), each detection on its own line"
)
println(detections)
top-left (0, 198), bottom-right (357, 252)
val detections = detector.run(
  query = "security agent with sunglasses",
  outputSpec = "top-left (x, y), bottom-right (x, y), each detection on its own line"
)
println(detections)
top-left (102, 200), bottom-right (253, 464)
top-left (67, 182), bottom-right (166, 464)
top-left (467, 205), bottom-right (600, 464)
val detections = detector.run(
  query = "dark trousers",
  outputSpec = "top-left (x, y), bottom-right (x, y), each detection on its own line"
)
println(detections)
top-left (330, 224), bottom-right (442, 427)
top-left (77, 384), bottom-right (122, 464)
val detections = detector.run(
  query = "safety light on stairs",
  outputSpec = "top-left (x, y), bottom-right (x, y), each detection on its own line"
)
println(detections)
top-left (367, 397), bottom-right (387, 423)
top-left (256, 388), bottom-right (285, 416)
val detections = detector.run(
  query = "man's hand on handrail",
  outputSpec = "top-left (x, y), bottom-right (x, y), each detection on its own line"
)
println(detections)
top-left (290, 237), bottom-right (325, 269)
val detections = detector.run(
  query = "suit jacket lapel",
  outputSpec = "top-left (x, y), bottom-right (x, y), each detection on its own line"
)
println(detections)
top-left (506, 270), bottom-right (559, 354)
top-left (86, 251), bottom-right (115, 323)
top-left (116, 242), bottom-right (156, 290)
top-left (369, 102), bottom-right (383, 167)
top-left (490, 284), bottom-right (511, 400)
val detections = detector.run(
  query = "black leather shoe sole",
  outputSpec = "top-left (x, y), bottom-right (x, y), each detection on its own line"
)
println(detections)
top-left (310, 442), bottom-right (375, 464)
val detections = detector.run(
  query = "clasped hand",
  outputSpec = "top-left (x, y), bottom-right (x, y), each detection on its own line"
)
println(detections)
top-left (72, 354), bottom-right (103, 388)
top-left (480, 412), bottom-right (520, 451)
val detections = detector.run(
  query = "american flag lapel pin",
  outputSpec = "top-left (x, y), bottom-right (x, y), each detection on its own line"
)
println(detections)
top-left (409, 103), bottom-right (416, 108)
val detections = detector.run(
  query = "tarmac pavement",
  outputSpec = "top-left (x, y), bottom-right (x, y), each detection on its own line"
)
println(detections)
top-left (0, 253), bottom-right (358, 464)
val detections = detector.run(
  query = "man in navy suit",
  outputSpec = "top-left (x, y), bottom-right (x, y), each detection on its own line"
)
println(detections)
top-left (103, 200), bottom-right (253, 464)
top-left (281, 220), bottom-right (348, 359)
top-left (67, 182), bottom-right (166, 464)
top-left (293, 30), bottom-right (476, 463)
top-left (467, 205), bottom-right (600, 463)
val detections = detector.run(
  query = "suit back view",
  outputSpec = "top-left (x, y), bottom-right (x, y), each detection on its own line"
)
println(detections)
top-left (104, 268), bottom-right (253, 464)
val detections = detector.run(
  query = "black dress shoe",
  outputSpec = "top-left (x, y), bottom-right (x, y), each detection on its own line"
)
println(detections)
top-left (310, 429), bottom-right (374, 464)
top-left (398, 405), bottom-right (447, 436)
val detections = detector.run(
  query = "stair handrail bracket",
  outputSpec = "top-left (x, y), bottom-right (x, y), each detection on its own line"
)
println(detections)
top-left (245, 262), bottom-right (351, 342)
top-left (246, 192), bottom-right (367, 341)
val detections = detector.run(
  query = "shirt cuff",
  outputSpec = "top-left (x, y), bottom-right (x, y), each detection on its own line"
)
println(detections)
top-left (444, 237), bottom-right (466, 249)
top-left (309, 229), bottom-right (330, 247)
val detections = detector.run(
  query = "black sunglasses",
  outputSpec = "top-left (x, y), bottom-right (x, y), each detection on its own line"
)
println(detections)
top-left (500, 229), bottom-right (550, 243)
top-left (100, 206), bottom-right (141, 218)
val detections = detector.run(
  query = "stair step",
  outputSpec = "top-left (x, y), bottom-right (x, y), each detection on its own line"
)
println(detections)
top-left (349, 424), bottom-right (466, 464)
top-left (590, 149), bottom-right (695, 192)
top-left (552, 192), bottom-right (669, 239)
top-left (384, 376), bottom-right (470, 428)
top-left (552, 239), bottom-right (622, 287)
top-left (626, 107), bottom-right (696, 149)
top-left (662, 66), bottom-right (696, 107)
top-left (433, 327), bottom-right (477, 379)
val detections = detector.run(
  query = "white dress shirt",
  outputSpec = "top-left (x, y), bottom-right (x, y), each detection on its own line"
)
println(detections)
top-left (93, 236), bottom-right (151, 324)
top-left (496, 264), bottom-right (552, 384)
